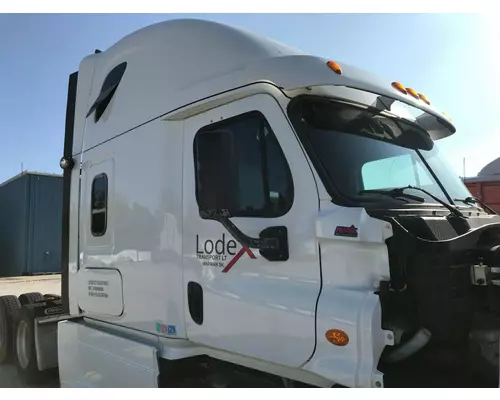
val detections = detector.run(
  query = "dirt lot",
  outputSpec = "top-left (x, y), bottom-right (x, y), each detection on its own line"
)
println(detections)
top-left (0, 275), bottom-right (61, 297)
top-left (0, 275), bottom-right (61, 388)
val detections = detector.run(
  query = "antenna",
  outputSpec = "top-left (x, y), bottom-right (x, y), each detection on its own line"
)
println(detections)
top-left (463, 157), bottom-right (466, 182)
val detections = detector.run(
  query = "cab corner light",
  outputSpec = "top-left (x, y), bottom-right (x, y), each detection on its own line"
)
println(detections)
top-left (326, 60), bottom-right (342, 75)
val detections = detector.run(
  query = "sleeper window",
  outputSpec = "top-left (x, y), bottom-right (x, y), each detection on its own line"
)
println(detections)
top-left (194, 111), bottom-right (294, 218)
top-left (91, 174), bottom-right (108, 236)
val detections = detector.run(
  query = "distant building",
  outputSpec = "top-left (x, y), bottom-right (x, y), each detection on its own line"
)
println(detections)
top-left (464, 158), bottom-right (500, 212)
top-left (0, 171), bottom-right (62, 277)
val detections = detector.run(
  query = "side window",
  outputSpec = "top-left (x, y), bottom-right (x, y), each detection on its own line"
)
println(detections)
top-left (91, 174), bottom-right (108, 236)
top-left (194, 111), bottom-right (294, 218)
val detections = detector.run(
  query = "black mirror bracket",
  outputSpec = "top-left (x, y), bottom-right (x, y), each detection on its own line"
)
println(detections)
top-left (200, 209), bottom-right (289, 262)
top-left (259, 225), bottom-right (289, 262)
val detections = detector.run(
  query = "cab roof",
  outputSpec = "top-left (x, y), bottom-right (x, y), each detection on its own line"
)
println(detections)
top-left (72, 18), bottom-right (455, 155)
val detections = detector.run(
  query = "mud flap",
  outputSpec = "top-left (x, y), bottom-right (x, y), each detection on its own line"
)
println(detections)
top-left (58, 320), bottom-right (159, 388)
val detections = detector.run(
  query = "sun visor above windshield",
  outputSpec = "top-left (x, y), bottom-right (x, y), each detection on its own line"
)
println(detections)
top-left (288, 83), bottom-right (455, 141)
top-left (272, 56), bottom-right (455, 140)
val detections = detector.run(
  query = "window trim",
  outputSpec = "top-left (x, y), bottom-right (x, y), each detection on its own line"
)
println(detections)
top-left (90, 173), bottom-right (108, 237)
top-left (193, 110), bottom-right (295, 219)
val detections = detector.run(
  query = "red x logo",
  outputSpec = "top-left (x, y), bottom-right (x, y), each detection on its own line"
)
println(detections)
top-left (221, 245), bottom-right (256, 273)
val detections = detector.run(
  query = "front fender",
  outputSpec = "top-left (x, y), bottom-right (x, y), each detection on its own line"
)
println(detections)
top-left (302, 288), bottom-right (392, 388)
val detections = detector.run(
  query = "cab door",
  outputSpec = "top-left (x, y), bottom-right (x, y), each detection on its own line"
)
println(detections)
top-left (182, 93), bottom-right (321, 368)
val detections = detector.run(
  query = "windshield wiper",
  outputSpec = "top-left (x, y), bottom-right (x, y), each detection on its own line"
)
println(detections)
top-left (454, 196), bottom-right (497, 215)
top-left (360, 185), bottom-right (465, 218)
top-left (407, 186), bottom-right (465, 218)
top-left (359, 188), bottom-right (425, 203)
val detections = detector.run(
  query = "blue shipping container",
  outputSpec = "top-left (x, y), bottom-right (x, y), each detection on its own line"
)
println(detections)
top-left (0, 172), bottom-right (63, 277)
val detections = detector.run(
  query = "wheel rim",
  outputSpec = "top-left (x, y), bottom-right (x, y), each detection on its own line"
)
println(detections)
top-left (16, 320), bottom-right (30, 369)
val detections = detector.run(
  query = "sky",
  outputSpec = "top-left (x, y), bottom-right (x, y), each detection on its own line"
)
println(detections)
top-left (0, 13), bottom-right (498, 184)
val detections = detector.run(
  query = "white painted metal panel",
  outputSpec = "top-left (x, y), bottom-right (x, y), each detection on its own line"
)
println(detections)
top-left (58, 320), bottom-right (159, 388)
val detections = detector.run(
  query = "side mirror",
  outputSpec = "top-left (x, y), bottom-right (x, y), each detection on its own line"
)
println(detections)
top-left (194, 129), bottom-right (238, 216)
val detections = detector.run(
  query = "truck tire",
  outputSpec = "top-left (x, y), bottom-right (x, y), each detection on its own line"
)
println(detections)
top-left (0, 295), bottom-right (21, 364)
top-left (13, 305), bottom-right (56, 386)
top-left (18, 292), bottom-right (44, 306)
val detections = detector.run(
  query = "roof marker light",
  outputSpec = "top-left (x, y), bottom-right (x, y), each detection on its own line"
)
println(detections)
top-left (326, 60), bottom-right (342, 75)
top-left (418, 93), bottom-right (431, 105)
top-left (407, 87), bottom-right (420, 100)
top-left (392, 82), bottom-right (407, 95)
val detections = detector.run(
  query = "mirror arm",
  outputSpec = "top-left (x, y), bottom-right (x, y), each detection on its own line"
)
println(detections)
top-left (200, 209), bottom-right (278, 250)
top-left (218, 217), bottom-right (279, 250)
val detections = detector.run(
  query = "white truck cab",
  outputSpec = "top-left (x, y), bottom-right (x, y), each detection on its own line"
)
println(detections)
top-left (45, 18), bottom-right (500, 388)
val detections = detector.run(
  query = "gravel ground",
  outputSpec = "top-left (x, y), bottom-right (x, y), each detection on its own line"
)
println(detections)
top-left (0, 275), bottom-right (62, 388)
top-left (0, 275), bottom-right (61, 297)
top-left (0, 364), bottom-right (60, 388)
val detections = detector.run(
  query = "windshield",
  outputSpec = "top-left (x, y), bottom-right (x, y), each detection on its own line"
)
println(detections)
top-left (288, 97), bottom-right (472, 207)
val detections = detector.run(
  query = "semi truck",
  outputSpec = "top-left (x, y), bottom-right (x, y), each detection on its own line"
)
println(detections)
top-left (1, 18), bottom-right (500, 388)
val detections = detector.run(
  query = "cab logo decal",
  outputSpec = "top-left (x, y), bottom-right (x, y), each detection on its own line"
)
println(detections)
top-left (196, 233), bottom-right (256, 273)
top-left (221, 245), bottom-right (256, 273)
top-left (334, 225), bottom-right (358, 238)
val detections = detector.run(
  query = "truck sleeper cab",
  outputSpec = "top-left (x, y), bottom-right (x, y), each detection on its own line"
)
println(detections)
top-left (52, 19), bottom-right (500, 388)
